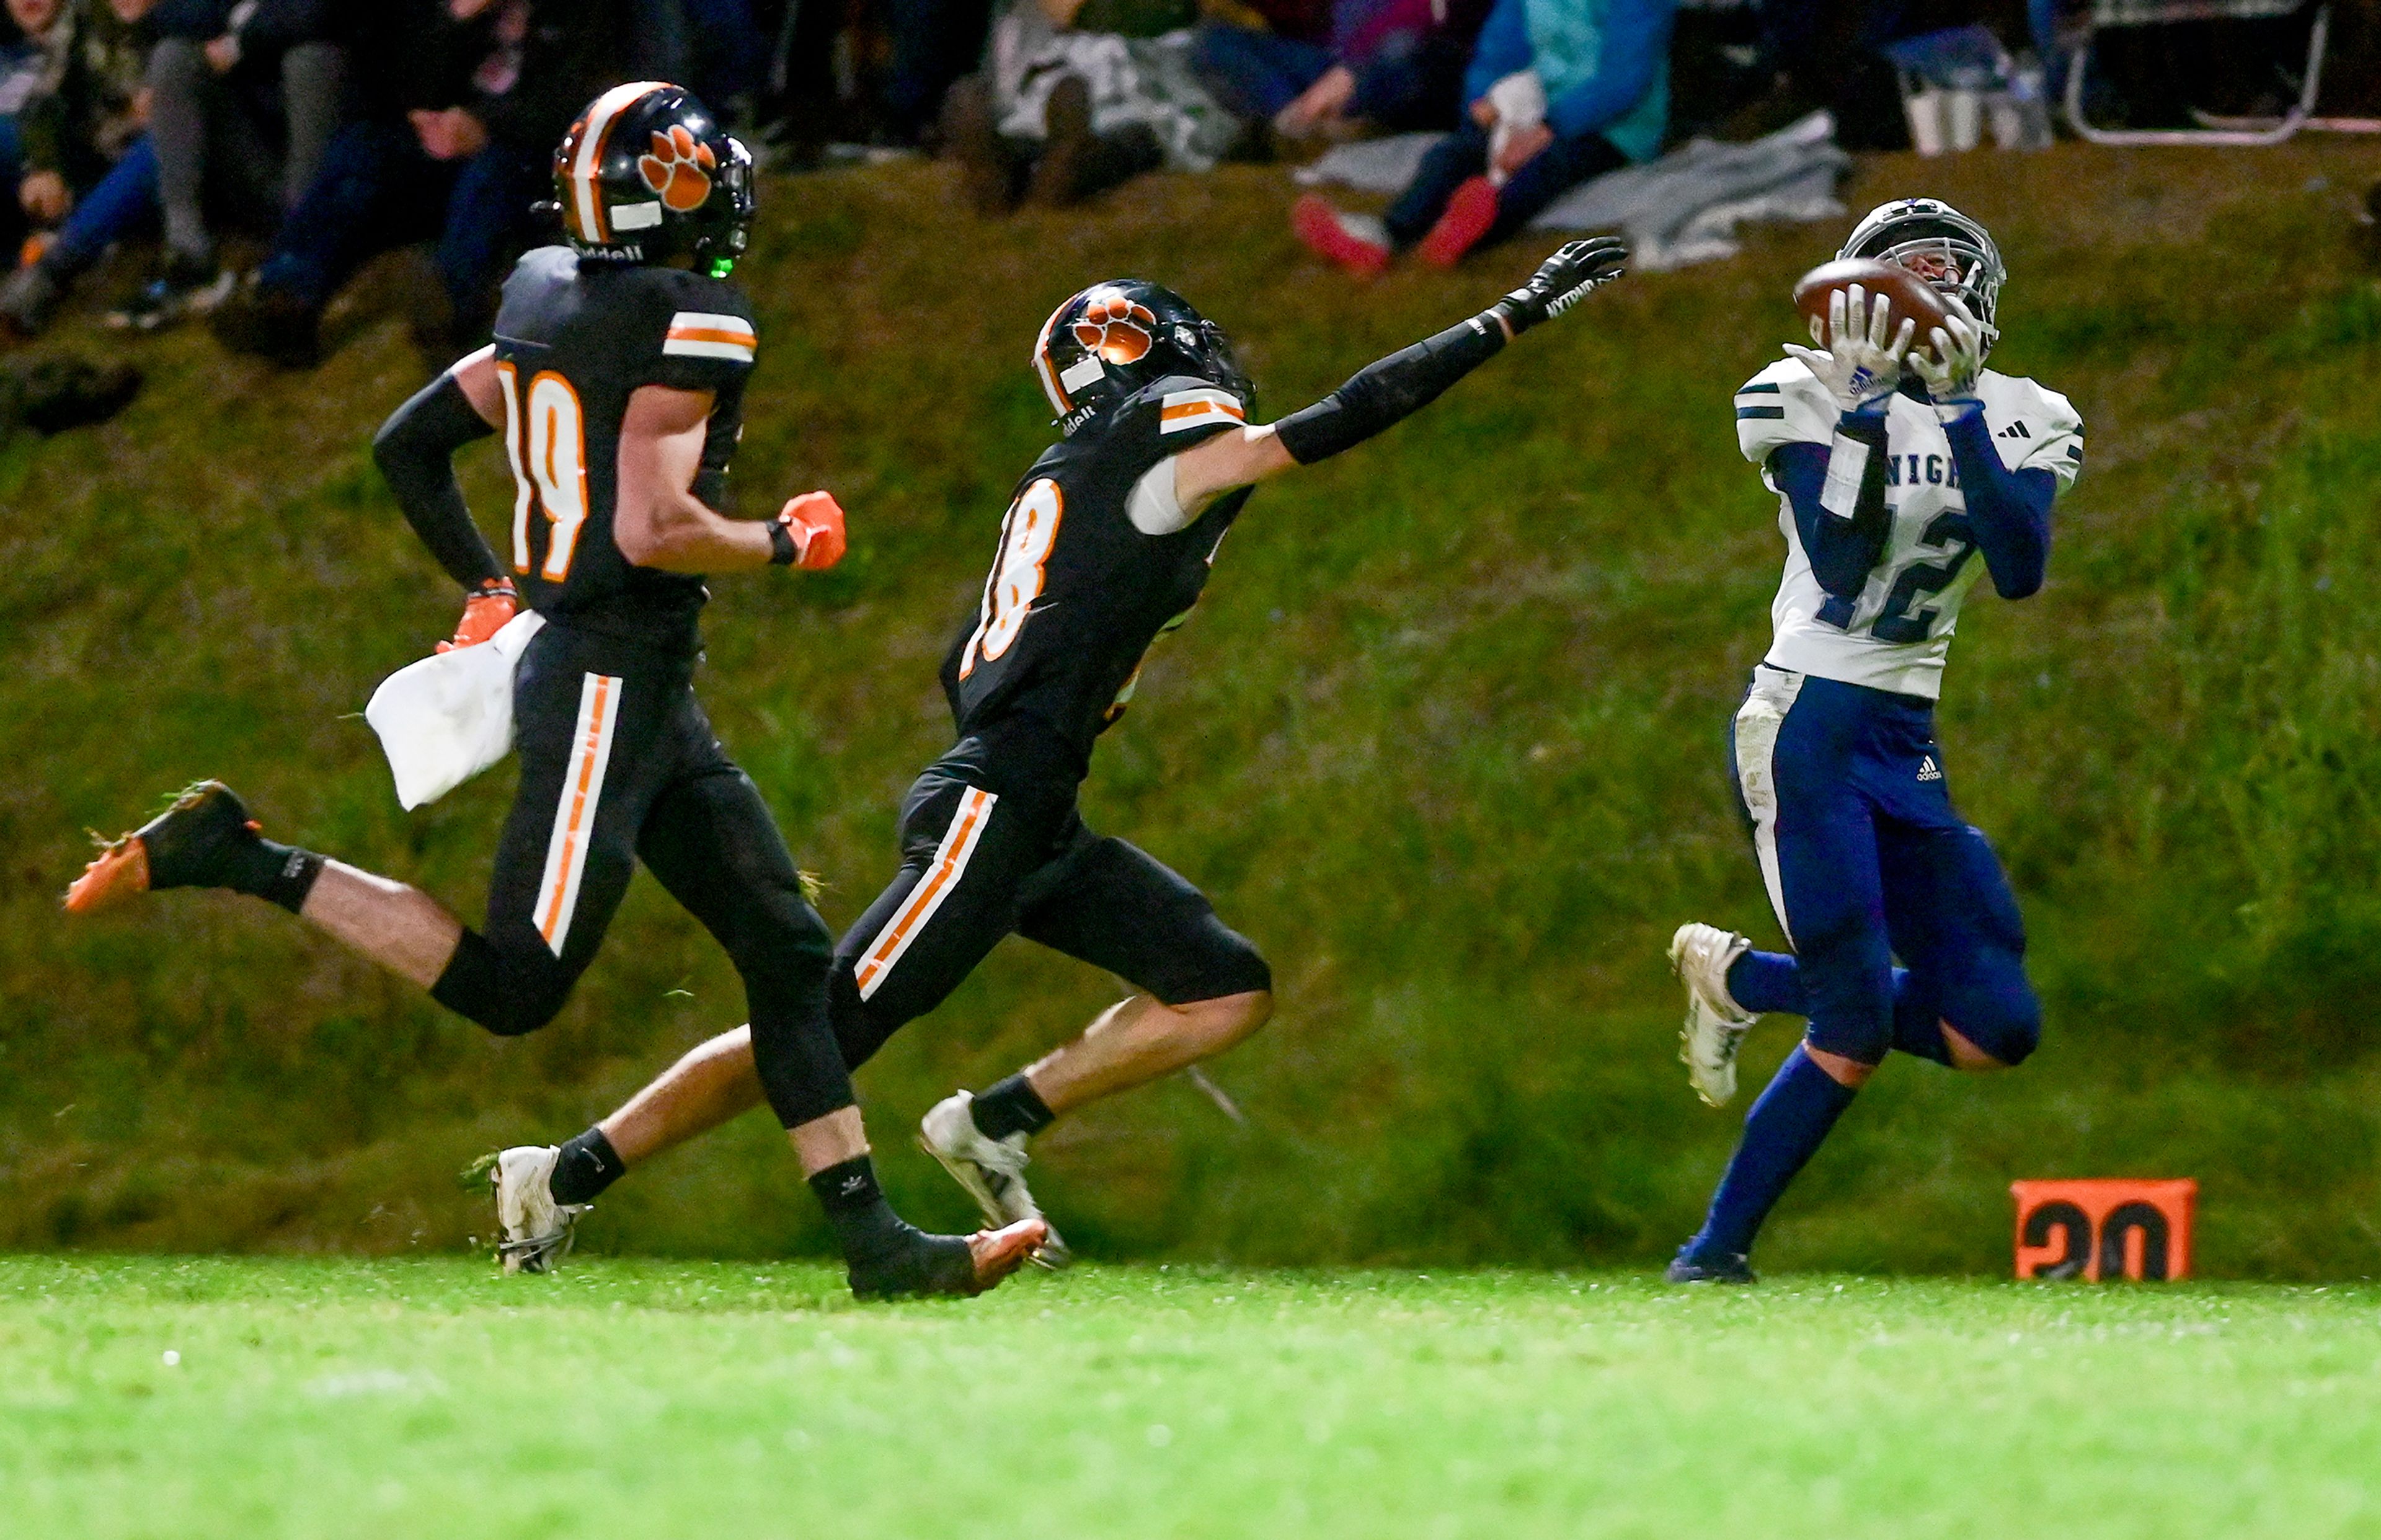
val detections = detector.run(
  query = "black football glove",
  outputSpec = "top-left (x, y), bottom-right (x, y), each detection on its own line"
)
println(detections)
top-left (1488, 236), bottom-right (1628, 338)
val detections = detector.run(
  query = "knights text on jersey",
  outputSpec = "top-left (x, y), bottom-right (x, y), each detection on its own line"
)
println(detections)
top-left (1734, 359), bottom-right (2084, 697)
top-left (940, 374), bottom-right (1253, 772)
top-left (491, 246), bottom-right (760, 648)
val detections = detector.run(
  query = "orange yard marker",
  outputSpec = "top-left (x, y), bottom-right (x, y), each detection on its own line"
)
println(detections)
top-left (2011, 1179), bottom-right (2197, 1281)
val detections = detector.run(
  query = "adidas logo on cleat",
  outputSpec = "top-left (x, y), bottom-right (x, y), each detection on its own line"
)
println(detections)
top-left (1917, 755), bottom-right (1943, 782)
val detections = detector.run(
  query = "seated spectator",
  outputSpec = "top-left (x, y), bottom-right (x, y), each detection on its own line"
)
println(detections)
top-left (0, 0), bottom-right (69, 252)
top-left (113, 0), bottom-right (345, 329)
top-left (1292, 0), bottom-right (1672, 273)
top-left (211, 0), bottom-right (629, 367)
top-left (1, 0), bottom-right (157, 337)
top-left (939, 0), bottom-right (1235, 215)
top-left (1195, 0), bottom-right (1490, 144)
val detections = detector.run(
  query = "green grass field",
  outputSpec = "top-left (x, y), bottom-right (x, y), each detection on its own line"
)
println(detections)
top-left (5, 1256), bottom-right (2375, 1539)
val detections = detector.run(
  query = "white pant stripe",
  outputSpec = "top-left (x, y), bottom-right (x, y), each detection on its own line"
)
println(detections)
top-left (533, 671), bottom-right (623, 957)
top-left (1734, 666), bottom-right (1806, 947)
top-left (853, 786), bottom-right (997, 1001)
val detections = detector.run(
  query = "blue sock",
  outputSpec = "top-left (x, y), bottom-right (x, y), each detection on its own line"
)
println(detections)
top-left (1890, 970), bottom-right (1953, 1064)
top-left (1680, 1046), bottom-right (1860, 1263)
top-left (1726, 949), bottom-right (1806, 1014)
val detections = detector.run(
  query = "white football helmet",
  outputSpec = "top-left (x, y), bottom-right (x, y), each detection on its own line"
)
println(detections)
top-left (1840, 198), bottom-right (2006, 356)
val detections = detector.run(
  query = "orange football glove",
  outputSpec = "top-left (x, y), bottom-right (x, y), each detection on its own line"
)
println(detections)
top-left (437, 578), bottom-right (520, 652)
top-left (776, 491), bottom-right (846, 572)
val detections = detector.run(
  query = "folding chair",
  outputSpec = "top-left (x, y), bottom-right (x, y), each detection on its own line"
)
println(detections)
top-left (2063, 0), bottom-right (2374, 144)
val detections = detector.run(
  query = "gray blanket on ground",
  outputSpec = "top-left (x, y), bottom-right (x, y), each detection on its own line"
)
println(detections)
top-left (1293, 112), bottom-right (1851, 271)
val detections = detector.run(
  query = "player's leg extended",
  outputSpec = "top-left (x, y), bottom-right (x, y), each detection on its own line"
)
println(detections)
top-left (918, 831), bottom-right (1272, 1257)
top-left (1674, 678), bottom-right (1895, 1282)
top-left (1878, 818), bottom-right (2042, 1073)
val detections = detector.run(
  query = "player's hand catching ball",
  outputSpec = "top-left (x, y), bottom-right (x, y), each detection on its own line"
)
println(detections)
top-left (1785, 285), bottom-right (1915, 414)
top-left (771, 490), bottom-right (846, 571)
top-left (437, 577), bottom-right (520, 653)
top-left (1907, 292), bottom-right (1985, 415)
top-left (1489, 236), bottom-right (1628, 338)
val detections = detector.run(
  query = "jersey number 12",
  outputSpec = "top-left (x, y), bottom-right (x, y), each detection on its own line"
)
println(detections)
top-left (496, 361), bottom-right (592, 582)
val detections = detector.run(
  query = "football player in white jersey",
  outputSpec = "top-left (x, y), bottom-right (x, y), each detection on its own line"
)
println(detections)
top-left (1664, 198), bottom-right (2085, 1282)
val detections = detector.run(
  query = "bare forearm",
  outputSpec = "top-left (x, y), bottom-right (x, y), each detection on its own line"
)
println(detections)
top-left (625, 492), bottom-right (776, 573)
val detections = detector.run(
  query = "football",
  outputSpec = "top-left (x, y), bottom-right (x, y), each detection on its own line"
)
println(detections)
top-left (1792, 257), bottom-right (1952, 346)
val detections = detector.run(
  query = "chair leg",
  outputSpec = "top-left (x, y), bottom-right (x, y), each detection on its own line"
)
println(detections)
top-left (2064, 3), bottom-right (2327, 146)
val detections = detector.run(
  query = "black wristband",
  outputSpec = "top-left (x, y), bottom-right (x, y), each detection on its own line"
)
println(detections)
top-left (766, 516), bottom-right (800, 566)
top-left (1274, 314), bottom-right (1505, 466)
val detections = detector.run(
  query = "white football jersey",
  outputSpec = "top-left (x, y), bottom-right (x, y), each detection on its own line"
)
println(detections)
top-left (1735, 358), bottom-right (2083, 698)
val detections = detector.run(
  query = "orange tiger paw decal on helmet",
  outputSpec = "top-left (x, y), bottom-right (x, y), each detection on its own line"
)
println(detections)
top-left (1072, 290), bottom-right (1157, 365)
top-left (639, 125), bottom-right (717, 213)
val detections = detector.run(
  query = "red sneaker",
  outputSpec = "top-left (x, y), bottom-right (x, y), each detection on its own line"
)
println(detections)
top-left (1417, 175), bottom-right (1501, 268)
top-left (1292, 193), bottom-right (1391, 278)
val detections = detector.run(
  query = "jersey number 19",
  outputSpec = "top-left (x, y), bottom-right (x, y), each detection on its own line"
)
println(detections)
top-left (496, 361), bottom-right (592, 583)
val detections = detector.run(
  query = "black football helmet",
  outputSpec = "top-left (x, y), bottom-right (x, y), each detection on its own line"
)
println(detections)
top-left (1031, 280), bottom-right (1252, 435)
top-left (553, 82), bottom-right (754, 276)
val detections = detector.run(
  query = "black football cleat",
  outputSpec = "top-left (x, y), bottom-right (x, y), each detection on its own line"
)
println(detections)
top-left (845, 1217), bottom-right (1049, 1300)
top-left (64, 781), bottom-right (264, 915)
top-left (1666, 1250), bottom-right (1758, 1285)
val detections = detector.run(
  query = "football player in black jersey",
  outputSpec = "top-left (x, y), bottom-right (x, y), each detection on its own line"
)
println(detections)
top-left (493, 232), bottom-right (1630, 1266)
top-left (63, 83), bottom-right (1045, 1299)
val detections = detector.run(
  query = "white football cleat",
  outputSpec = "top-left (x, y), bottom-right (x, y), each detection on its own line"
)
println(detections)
top-left (1670, 923), bottom-right (1761, 1108)
top-left (489, 1144), bottom-right (587, 1275)
top-left (918, 1091), bottom-right (1072, 1270)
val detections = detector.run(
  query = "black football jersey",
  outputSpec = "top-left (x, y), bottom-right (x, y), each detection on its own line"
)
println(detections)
top-left (941, 374), bottom-right (1254, 774)
top-left (490, 246), bottom-right (758, 647)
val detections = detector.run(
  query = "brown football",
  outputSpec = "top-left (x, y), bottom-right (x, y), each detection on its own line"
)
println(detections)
top-left (1792, 257), bottom-right (1952, 347)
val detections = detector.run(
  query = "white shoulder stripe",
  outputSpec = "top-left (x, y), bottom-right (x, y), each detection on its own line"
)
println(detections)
top-left (668, 311), bottom-right (755, 338)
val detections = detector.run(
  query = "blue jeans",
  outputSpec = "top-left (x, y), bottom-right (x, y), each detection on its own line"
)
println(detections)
top-left (1382, 119), bottom-right (1626, 248)
top-left (257, 118), bottom-right (543, 313)
top-left (50, 135), bottom-right (162, 275)
top-left (1194, 23), bottom-right (1464, 129)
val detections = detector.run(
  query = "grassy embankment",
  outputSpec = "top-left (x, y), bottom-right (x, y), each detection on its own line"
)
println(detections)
top-left (2, 142), bottom-right (2378, 1273)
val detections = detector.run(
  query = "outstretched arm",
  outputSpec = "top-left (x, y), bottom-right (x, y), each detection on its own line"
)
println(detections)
top-left (1166, 237), bottom-right (1629, 518)
top-left (614, 384), bottom-right (846, 574)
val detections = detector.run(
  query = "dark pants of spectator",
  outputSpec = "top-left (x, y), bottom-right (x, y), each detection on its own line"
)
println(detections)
top-left (256, 118), bottom-right (544, 316)
top-left (634, 0), bottom-right (766, 106)
top-left (47, 137), bottom-right (164, 276)
top-left (147, 35), bottom-right (347, 265)
top-left (1193, 24), bottom-right (1466, 130)
top-left (880, 0), bottom-right (993, 140)
top-left (1383, 119), bottom-right (1627, 248)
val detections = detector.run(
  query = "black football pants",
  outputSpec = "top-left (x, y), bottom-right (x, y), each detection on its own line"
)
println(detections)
top-left (430, 621), bottom-right (851, 1130)
top-left (828, 739), bottom-right (1274, 1069)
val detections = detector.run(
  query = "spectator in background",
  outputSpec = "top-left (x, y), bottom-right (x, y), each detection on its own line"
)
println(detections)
top-left (940, 0), bottom-right (1238, 214)
top-left (211, 0), bottom-right (629, 368)
top-left (1292, 0), bottom-right (1671, 273)
top-left (1, 0), bottom-right (159, 337)
top-left (1, 0), bottom-right (70, 254)
top-left (1195, 0), bottom-right (1491, 144)
top-left (111, 0), bottom-right (344, 329)
top-left (882, 0), bottom-right (994, 146)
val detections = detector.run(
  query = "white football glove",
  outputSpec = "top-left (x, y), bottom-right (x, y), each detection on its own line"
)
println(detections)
top-left (1783, 285), bottom-right (1915, 414)
top-left (1908, 293), bottom-right (1986, 420)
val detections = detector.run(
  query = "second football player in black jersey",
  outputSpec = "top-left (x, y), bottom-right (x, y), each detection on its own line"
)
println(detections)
top-left (64, 83), bottom-right (1044, 1299)
top-left (519, 232), bottom-right (1629, 1263)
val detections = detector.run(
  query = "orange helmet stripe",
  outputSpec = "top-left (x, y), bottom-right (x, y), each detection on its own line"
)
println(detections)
top-left (570, 81), bottom-right (670, 245)
top-left (1032, 293), bottom-right (1077, 416)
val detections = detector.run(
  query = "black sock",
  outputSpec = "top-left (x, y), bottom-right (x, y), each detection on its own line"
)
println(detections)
top-left (223, 836), bottom-right (324, 915)
top-left (549, 1126), bottom-right (624, 1206)
top-left (970, 1073), bottom-right (1054, 1142)
top-left (807, 1154), bottom-right (908, 1263)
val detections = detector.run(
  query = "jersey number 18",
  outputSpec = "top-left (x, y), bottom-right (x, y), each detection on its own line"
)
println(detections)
top-left (958, 478), bottom-right (1064, 678)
